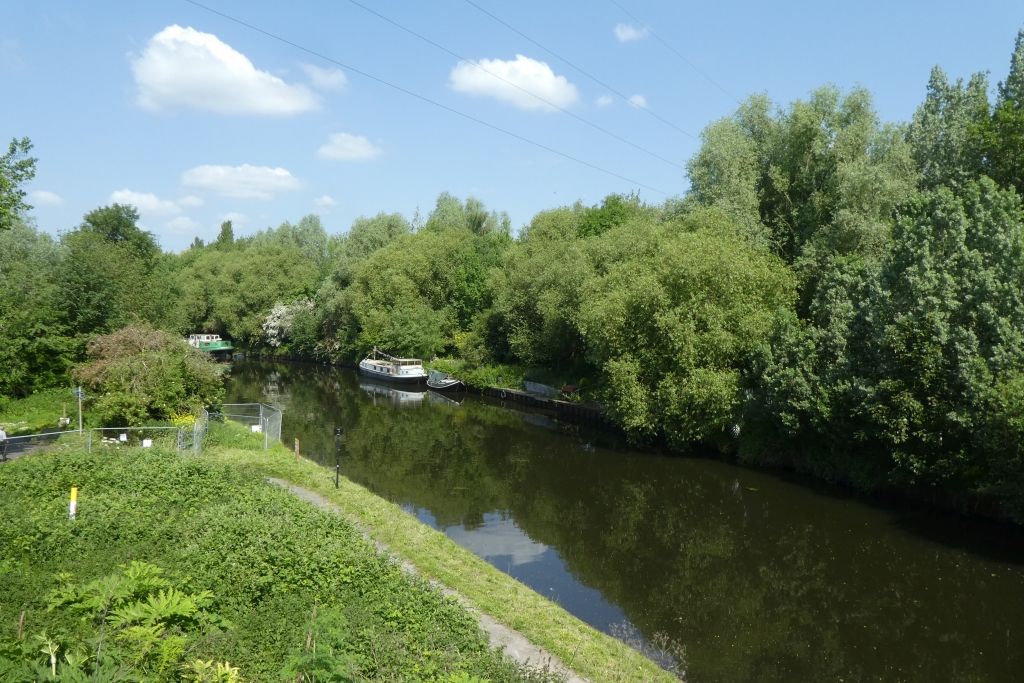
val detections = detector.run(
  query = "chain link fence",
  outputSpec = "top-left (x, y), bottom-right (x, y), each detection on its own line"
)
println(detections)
top-left (182, 409), bottom-right (210, 455)
top-left (1, 430), bottom-right (88, 463)
top-left (212, 404), bottom-right (282, 450)
top-left (2, 404), bottom-right (279, 463)
top-left (88, 427), bottom-right (184, 454)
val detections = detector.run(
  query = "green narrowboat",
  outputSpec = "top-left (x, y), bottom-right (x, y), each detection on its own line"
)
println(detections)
top-left (187, 334), bottom-right (234, 353)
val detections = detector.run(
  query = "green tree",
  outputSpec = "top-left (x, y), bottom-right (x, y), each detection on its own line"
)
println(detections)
top-left (214, 220), bottom-right (234, 249)
top-left (752, 178), bottom-right (1024, 517)
top-left (0, 219), bottom-right (78, 397)
top-left (57, 205), bottom-right (161, 336)
top-left (907, 67), bottom-right (990, 191)
top-left (984, 29), bottom-right (1024, 193)
top-left (576, 209), bottom-right (796, 446)
top-left (72, 326), bottom-right (223, 426)
top-left (687, 88), bottom-right (917, 269)
top-left (0, 137), bottom-right (37, 231)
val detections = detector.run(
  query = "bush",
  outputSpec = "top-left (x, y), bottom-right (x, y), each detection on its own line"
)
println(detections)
top-left (0, 448), bottom-right (558, 683)
top-left (73, 327), bottom-right (223, 426)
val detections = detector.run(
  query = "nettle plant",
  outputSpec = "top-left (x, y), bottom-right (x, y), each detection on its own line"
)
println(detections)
top-left (0, 562), bottom-right (235, 683)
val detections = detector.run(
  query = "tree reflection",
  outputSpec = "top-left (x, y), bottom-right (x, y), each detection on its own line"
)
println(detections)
top-left (227, 362), bottom-right (1023, 683)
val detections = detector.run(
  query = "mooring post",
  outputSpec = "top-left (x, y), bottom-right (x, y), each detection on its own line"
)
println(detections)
top-left (333, 427), bottom-right (343, 488)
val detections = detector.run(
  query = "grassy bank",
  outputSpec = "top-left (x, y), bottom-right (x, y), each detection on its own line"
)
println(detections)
top-left (0, 443), bottom-right (562, 683)
top-left (208, 445), bottom-right (677, 683)
top-left (0, 388), bottom-right (87, 436)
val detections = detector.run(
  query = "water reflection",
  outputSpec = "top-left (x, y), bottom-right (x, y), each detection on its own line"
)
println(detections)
top-left (226, 361), bottom-right (1024, 683)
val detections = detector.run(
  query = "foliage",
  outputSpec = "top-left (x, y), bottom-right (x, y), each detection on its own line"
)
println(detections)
top-left (0, 388), bottom-right (85, 435)
top-left (687, 87), bottom-right (917, 274)
top-left (0, 137), bottom-right (37, 231)
top-left (72, 327), bottom-right (222, 426)
top-left (58, 206), bottom-right (163, 337)
top-left (751, 178), bottom-right (1024, 517)
top-left (7, 27), bottom-right (1024, 520)
top-left (315, 194), bottom-right (508, 362)
top-left (576, 209), bottom-right (796, 445)
top-left (0, 220), bottom-right (79, 397)
top-left (163, 218), bottom-right (328, 346)
top-left (0, 447), bottom-right (560, 683)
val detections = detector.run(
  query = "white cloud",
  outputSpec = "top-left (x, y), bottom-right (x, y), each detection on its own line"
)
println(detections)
top-left (595, 95), bottom-right (614, 107)
top-left (302, 63), bottom-right (347, 90)
top-left (165, 216), bottom-right (203, 233)
top-left (317, 133), bottom-right (381, 161)
top-left (218, 212), bottom-right (250, 224)
top-left (178, 195), bottom-right (204, 208)
top-left (445, 515), bottom-right (548, 567)
top-left (110, 189), bottom-right (181, 216)
top-left (132, 25), bottom-right (318, 115)
top-left (628, 94), bottom-right (648, 108)
top-left (449, 54), bottom-right (578, 111)
top-left (313, 195), bottom-right (337, 208)
top-left (30, 190), bottom-right (64, 206)
top-left (615, 23), bottom-right (649, 42)
top-left (181, 164), bottom-right (301, 200)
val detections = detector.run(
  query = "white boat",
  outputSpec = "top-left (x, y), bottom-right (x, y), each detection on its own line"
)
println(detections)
top-left (358, 347), bottom-right (428, 384)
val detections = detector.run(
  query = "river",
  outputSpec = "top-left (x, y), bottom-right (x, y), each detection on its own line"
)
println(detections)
top-left (225, 360), bottom-right (1024, 682)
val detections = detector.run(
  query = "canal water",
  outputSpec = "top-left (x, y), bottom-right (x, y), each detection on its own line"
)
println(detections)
top-left (226, 361), bottom-right (1024, 682)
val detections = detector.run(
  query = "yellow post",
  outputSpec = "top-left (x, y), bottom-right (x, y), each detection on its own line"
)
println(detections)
top-left (69, 487), bottom-right (78, 520)
top-left (295, 438), bottom-right (300, 460)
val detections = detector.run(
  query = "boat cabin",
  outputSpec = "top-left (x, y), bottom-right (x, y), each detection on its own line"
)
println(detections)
top-left (361, 358), bottom-right (424, 377)
top-left (187, 334), bottom-right (233, 351)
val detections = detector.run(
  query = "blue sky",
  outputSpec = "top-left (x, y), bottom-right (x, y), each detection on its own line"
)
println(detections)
top-left (3, 0), bottom-right (1023, 251)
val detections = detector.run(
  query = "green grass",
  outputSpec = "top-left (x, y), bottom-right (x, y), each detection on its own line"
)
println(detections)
top-left (0, 388), bottom-right (85, 435)
top-left (210, 445), bottom-right (678, 683)
top-left (0, 444), bottom-right (562, 683)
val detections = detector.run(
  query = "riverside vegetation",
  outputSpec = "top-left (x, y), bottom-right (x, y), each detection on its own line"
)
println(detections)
top-left (0, 424), bottom-right (573, 683)
top-left (0, 412), bottom-right (673, 683)
top-left (4, 32), bottom-right (1024, 519)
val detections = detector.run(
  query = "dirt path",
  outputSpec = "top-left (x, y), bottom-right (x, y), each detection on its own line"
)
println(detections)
top-left (268, 478), bottom-right (588, 683)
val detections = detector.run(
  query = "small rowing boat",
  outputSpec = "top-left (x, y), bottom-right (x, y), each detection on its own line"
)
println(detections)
top-left (426, 368), bottom-right (464, 391)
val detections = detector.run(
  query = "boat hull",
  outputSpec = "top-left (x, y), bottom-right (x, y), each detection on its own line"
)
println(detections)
top-left (426, 379), bottom-right (464, 391)
top-left (358, 363), bottom-right (427, 384)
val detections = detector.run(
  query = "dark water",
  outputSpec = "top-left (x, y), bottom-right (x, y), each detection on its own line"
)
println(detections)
top-left (225, 361), bottom-right (1024, 682)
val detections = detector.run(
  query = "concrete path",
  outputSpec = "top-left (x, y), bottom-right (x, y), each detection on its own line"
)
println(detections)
top-left (268, 478), bottom-right (587, 683)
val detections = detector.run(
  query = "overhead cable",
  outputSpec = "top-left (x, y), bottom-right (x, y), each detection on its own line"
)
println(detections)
top-left (181, 0), bottom-right (670, 196)
top-left (462, 0), bottom-right (699, 142)
top-left (608, 0), bottom-right (741, 105)
top-left (343, 0), bottom-right (687, 171)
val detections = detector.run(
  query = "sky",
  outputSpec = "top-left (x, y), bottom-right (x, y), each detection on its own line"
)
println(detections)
top-left (3, 0), bottom-right (1023, 251)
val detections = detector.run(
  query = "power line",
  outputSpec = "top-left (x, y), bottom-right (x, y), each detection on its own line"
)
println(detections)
top-left (608, 0), bottom-right (741, 105)
top-left (342, 0), bottom-right (687, 172)
top-left (461, 0), bottom-right (699, 142)
top-left (181, 0), bottom-right (671, 196)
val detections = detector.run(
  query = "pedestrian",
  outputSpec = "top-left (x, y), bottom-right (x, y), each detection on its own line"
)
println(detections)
top-left (0, 425), bottom-right (7, 463)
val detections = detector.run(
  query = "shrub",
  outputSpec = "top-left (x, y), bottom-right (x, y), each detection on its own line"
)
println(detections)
top-left (73, 327), bottom-right (223, 426)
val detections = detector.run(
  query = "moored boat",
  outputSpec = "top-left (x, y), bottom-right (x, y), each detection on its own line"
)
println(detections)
top-left (426, 368), bottom-right (464, 391)
top-left (187, 334), bottom-right (233, 353)
top-left (358, 347), bottom-right (428, 384)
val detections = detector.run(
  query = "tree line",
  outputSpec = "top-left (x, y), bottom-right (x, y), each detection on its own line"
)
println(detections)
top-left (3, 31), bottom-right (1024, 518)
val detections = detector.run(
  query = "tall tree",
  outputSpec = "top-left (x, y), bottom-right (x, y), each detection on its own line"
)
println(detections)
top-left (0, 137), bottom-right (37, 231)
top-left (985, 29), bottom-right (1024, 193)
top-left (907, 67), bottom-right (990, 191)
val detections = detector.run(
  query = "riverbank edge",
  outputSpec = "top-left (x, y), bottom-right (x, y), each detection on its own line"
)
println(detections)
top-left (241, 355), bottom-right (1024, 525)
top-left (266, 477), bottom-right (587, 683)
top-left (206, 445), bottom-right (678, 683)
